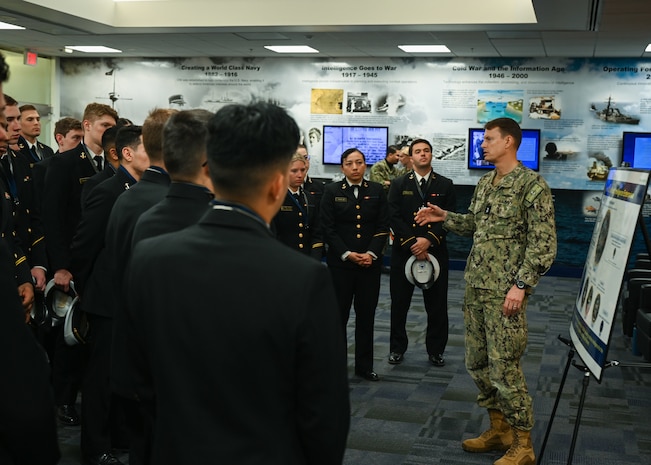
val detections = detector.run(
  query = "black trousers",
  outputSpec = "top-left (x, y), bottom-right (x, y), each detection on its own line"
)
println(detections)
top-left (81, 313), bottom-right (114, 456)
top-left (389, 248), bottom-right (449, 357)
top-left (329, 264), bottom-right (381, 373)
top-left (46, 324), bottom-right (86, 406)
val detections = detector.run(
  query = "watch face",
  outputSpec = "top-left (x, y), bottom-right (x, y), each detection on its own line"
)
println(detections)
top-left (516, 280), bottom-right (526, 289)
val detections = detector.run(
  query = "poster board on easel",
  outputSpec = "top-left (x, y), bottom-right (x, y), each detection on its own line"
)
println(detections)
top-left (570, 167), bottom-right (650, 381)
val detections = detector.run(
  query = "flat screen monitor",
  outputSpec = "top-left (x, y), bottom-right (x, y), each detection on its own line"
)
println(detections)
top-left (622, 132), bottom-right (651, 169)
top-left (322, 125), bottom-right (389, 165)
top-left (467, 127), bottom-right (541, 171)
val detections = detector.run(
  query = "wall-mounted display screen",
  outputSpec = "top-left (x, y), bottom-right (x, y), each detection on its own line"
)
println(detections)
top-left (322, 125), bottom-right (389, 165)
top-left (467, 128), bottom-right (541, 171)
top-left (622, 132), bottom-right (651, 169)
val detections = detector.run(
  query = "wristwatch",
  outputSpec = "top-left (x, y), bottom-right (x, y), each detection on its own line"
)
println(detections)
top-left (515, 280), bottom-right (528, 290)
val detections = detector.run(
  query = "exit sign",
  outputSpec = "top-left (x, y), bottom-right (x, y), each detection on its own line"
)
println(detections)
top-left (24, 50), bottom-right (37, 66)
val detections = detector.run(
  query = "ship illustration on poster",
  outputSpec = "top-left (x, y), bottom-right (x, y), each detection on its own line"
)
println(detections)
top-left (589, 96), bottom-right (640, 125)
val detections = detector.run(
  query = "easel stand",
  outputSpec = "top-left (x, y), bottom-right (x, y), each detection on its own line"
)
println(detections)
top-left (537, 335), bottom-right (620, 465)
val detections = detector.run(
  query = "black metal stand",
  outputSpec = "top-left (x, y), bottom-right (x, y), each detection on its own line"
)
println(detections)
top-left (537, 335), bottom-right (575, 465)
top-left (565, 362), bottom-right (592, 465)
top-left (538, 342), bottom-right (621, 465)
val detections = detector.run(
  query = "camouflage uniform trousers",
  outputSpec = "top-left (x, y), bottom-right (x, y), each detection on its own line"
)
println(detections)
top-left (463, 285), bottom-right (534, 430)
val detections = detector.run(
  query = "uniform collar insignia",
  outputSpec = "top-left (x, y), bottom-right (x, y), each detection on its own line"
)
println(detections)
top-left (80, 152), bottom-right (86, 159)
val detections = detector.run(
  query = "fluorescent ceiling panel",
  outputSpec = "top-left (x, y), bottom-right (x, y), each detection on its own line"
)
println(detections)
top-left (398, 45), bottom-right (451, 53)
top-left (264, 45), bottom-right (319, 53)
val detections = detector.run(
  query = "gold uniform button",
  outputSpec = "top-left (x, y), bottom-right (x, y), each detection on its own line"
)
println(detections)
top-left (355, 205), bottom-right (361, 210)
top-left (298, 223), bottom-right (304, 228)
top-left (299, 244), bottom-right (304, 249)
top-left (412, 223), bottom-right (416, 228)
top-left (356, 215), bottom-right (361, 220)
top-left (298, 233), bottom-right (304, 238)
top-left (356, 234), bottom-right (361, 239)
top-left (356, 224), bottom-right (361, 229)
top-left (298, 212), bottom-right (303, 217)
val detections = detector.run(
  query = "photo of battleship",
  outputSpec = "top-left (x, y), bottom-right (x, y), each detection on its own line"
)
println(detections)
top-left (589, 96), bottom-right (640, 125)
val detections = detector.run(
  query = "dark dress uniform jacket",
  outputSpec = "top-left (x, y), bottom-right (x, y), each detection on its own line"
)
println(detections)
top-left (15, 136), bottom-right (55, 167)
top-left (105, 167), bottom-right (171, 280)
top-left (304, 175), bottom-right (324, 205)
top-left (388, 170), bottom-right (457, 260)
top-left (2, 149), bottom-right (47, 269)
top-left (0, 244), bottom-right (60, 465)
top-left (80, 164), bottom-right (116, 209)
top-left (320, 179), bottom-right (389, 269)
top-left (0, 166), bottom-right (31, 285)
top-left (42, 143), bottom-right (99, 272)
top-left (125, 205), bottom-right (351, 465)
top-left (70, 168), bottom-right (136, 315)
top-left (271, 189), bottom-right (323, 259)
top-left (106, 167), bottom-right (170, 398)
top-left (131, 182), bottom-right (213, 246)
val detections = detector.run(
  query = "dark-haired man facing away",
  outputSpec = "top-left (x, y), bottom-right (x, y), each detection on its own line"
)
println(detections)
top-left (125, 102), bottom-right (350, 465)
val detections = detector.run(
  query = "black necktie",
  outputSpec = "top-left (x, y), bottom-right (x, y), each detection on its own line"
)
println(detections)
top-left (420, 177), bottom-right (427, 190)
top-left (94, 155), bottom-right (103, 171)
top-left (30, 145), bottom-right (40, 162)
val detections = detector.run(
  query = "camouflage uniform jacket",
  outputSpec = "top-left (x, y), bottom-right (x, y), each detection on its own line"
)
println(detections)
top-left (444, 163), bottom-right (556, 292)
top-left (369, 159), bottom-right (398, 190)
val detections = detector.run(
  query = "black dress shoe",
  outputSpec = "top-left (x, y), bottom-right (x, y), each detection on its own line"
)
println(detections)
top-left (429, 354), bottom-right (445, 367)
top-left (388, 352), bottom-right (404, 364)
top-left (355, 370), bottom-right (380, 381)
top-left (57, 404), bottom-right (80, 426)
top-left (84, 452), bottom-right (124, 465)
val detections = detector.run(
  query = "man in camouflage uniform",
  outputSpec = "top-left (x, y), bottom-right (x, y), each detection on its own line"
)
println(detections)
top-left (415, 117), bottom-right (556, 465)
top-left (369, 145), bottom-right (399, 191)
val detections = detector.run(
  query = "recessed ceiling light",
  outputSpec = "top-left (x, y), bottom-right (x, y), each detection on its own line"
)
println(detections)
top-left (64, 46), bottom-right (122, 53)
top-left (0, 21), bottom-right (25, 30)
top-left (398, 45), bottom-right (450, 53)
top-left (264, 45), bottom-right (319, 54)
top-left (646, 44), bottom-right (651, 52)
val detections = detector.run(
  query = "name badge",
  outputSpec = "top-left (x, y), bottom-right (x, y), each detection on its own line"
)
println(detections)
top-left (335, 196), bottom-right (348, 202)
top-left (402, 190), bottom-right (414, 196)
top-left (79, 177), bottom-right (90, 184)
top-left (280, 206), bottom-right (293, 212)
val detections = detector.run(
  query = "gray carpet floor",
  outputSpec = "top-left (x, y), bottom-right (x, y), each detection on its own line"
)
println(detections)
top-left (58, 270), bottom-right (651, 464)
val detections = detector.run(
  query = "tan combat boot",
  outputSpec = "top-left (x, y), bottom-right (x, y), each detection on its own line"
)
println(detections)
top-left (494, 428), bottom-right (535, 465)
top-left (462, 409), bottom-right (513, 453)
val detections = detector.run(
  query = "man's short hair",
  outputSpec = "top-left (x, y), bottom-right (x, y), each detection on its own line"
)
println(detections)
top-left (143, 108), bottom-right (177, 163)
top-left (4, 94), bottom-right (17, 107)
top-left (206, 102), bottom-right (299, 196)
top-left (408, 138), bottom-right (432, 156)
top-left (19, 104), bottom-right (37, 114)
top-left (485, 117), bottom-right (522, 149)
top-left (115, 125), bottom-right (143, 161)
top-left (82, 103), bottom-right (118, 124)
top-left (387, 145), bottom-right (398, 156)
top-left (163, 109), bottom-right (212, 179)
top-left (0, 53), bottom-right (9, 83)
top-left (54, 117), bottom-right (82, 138)
top-left (101, 126), bottom-right (119, 155)
top-left (340, 147), bottom-right (365, 165)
